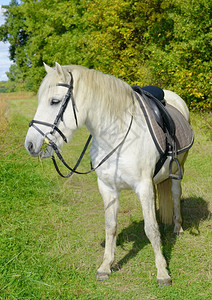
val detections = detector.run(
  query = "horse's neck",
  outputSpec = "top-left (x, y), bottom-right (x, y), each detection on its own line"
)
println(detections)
top-left (83, 101), bottom-right (131, 153)
top-left (76, 74), bottom-right (140, 150)
top-left (86, 112), bottom-right (120, 145)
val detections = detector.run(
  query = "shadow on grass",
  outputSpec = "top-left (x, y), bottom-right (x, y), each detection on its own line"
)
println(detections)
top-left (110, 197), bottom-right (210, 273)
top-left (181, 196), bottom-right (210, 233)
top-left (161, 196), bottom-right (210, 273)
top-left (111, 220), bottom-right (148, 272)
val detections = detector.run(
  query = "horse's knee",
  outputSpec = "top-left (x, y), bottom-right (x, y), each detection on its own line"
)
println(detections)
top-left (105, 221), bottom-right (117, 236)
top-left (144, 223), bottom-right (160, 243)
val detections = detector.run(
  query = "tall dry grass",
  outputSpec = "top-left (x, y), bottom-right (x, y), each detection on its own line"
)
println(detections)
top-left (0, 96), bottom-right (8, 135)
top-left (0, 92), bottom-right (34, 137)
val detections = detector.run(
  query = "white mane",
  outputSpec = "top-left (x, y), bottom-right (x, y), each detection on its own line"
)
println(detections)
top-left (39, 65), bottom-right (136, 120)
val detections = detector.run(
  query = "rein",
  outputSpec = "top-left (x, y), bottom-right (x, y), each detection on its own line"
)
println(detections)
top-left (51, 115), bottom-right (133, 178)
top-left (29, 74), bottom-right (133, 178)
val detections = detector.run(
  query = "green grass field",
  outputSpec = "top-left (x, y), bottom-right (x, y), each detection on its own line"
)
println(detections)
top-left (0, 93), bottom-right (211, 299)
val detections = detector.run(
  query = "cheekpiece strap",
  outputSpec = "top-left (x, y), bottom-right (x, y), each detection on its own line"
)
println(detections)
top-left (57, 83), bottom-right (70, 88)
top-left (57, 72), bottom-right (78, 127)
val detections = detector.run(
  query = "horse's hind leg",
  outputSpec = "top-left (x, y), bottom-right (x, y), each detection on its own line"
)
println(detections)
top-left (172, 179), bottom-right (183, 235)
top-left (96, 178), bottom-right (119, 281)
top-left (136, 178), bottom-right (171, 287)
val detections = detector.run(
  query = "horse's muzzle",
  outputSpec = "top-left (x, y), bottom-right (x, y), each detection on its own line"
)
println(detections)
top-left (25, 139), bottom-right (53, 158)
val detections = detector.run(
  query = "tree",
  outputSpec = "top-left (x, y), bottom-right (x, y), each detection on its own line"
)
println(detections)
top-left (20, 0), bottom-right (89, 89)
top-left (0, 0), bottom-right (29, 85)
top-left (143, 0), bottom-right (212, 110)
top-left (0, 0), bottom-right (211, 110)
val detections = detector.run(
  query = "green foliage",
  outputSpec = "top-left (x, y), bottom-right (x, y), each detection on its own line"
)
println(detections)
top-left (0, 82), bottom-right (7, 93)
top-left (145, 0), bottom-right (212, 111)
top-left (0, 0), bottom-right (29, 85)
top-left (0, 0), bottom-right (211, 110)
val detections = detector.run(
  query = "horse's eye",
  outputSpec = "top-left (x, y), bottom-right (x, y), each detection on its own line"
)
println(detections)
top-left (50, 98), bottom-right (61, 105)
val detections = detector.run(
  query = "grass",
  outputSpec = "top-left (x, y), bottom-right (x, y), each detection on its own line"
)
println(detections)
top-left (0, 92), bottom-right (211, 299)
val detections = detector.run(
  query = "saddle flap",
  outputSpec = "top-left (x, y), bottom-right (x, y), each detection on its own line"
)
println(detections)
top-left (132, 85), bottom-right (176, 137)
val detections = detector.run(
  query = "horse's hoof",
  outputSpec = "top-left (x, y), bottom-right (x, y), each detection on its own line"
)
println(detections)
top-left (174, 226), bottom-right (184, 236)
top-left (96, 271), bottom-right (110, 281)
top-left (157, 278), bottom-right (172, 288)
top-left (173, 231), bottom-right (184, 239)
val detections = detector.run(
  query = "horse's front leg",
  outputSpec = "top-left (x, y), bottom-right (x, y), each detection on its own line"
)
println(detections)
top-left (96, 178), bottom-right (119, 281)
top-left (135, 178), bottom-right (172, 287)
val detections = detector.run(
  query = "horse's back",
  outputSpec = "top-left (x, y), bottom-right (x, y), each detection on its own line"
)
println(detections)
top-left (163, 90), bottom-right (190, 122)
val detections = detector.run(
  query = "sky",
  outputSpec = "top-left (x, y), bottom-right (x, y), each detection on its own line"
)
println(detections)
top-left (0, 1), bottom-right (14, 81)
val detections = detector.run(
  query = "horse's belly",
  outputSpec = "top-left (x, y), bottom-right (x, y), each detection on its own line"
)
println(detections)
top-left (94, 153), bottom-right (158, 192)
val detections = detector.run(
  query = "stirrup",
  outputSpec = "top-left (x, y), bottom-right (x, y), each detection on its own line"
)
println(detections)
top-left (169, 157), bottom-right (182, 180)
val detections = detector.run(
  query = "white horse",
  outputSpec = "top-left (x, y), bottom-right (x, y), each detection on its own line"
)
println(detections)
top-left (25, 63), bottom-right (191, 287)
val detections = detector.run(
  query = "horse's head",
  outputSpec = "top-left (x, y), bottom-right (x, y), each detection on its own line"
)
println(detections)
top-left (25, 62), bottom-right (79, 158)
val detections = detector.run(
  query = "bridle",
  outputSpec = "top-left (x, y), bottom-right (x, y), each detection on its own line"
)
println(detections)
top-left (29, 72), bottom-right (76, 143)
top-left (29, 73), bottom-right (133, 178)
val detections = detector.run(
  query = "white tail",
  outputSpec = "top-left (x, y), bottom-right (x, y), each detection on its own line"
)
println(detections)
top-left (157, 179), bottom-right (173, 225)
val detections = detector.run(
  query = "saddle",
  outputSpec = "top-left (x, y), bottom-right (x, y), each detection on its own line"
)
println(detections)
top-left (131, 85), bottom-right (193, 180)
top-left (131, 85), bottom-right (176, 138)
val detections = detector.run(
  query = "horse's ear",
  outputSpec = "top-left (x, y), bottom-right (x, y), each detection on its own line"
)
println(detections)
top-left (55, 62), bottom-right (69, 82)
top-left (43, 62), bottom-right (53, 74)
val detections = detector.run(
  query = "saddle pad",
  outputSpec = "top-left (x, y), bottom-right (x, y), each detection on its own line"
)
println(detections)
top-left (136, 93), bottom-right (194, 155)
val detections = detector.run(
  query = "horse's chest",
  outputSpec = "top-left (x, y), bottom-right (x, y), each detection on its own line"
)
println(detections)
top-left (90, 145), bottom-right (141, 190)
top-left (90, 129), bottom-right (158, 190)
top-left (96, 165), bottom-right (133, 190)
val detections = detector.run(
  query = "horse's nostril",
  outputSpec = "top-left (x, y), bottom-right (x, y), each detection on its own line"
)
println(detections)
top-left (28, 142), bottom-right (34, 153)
